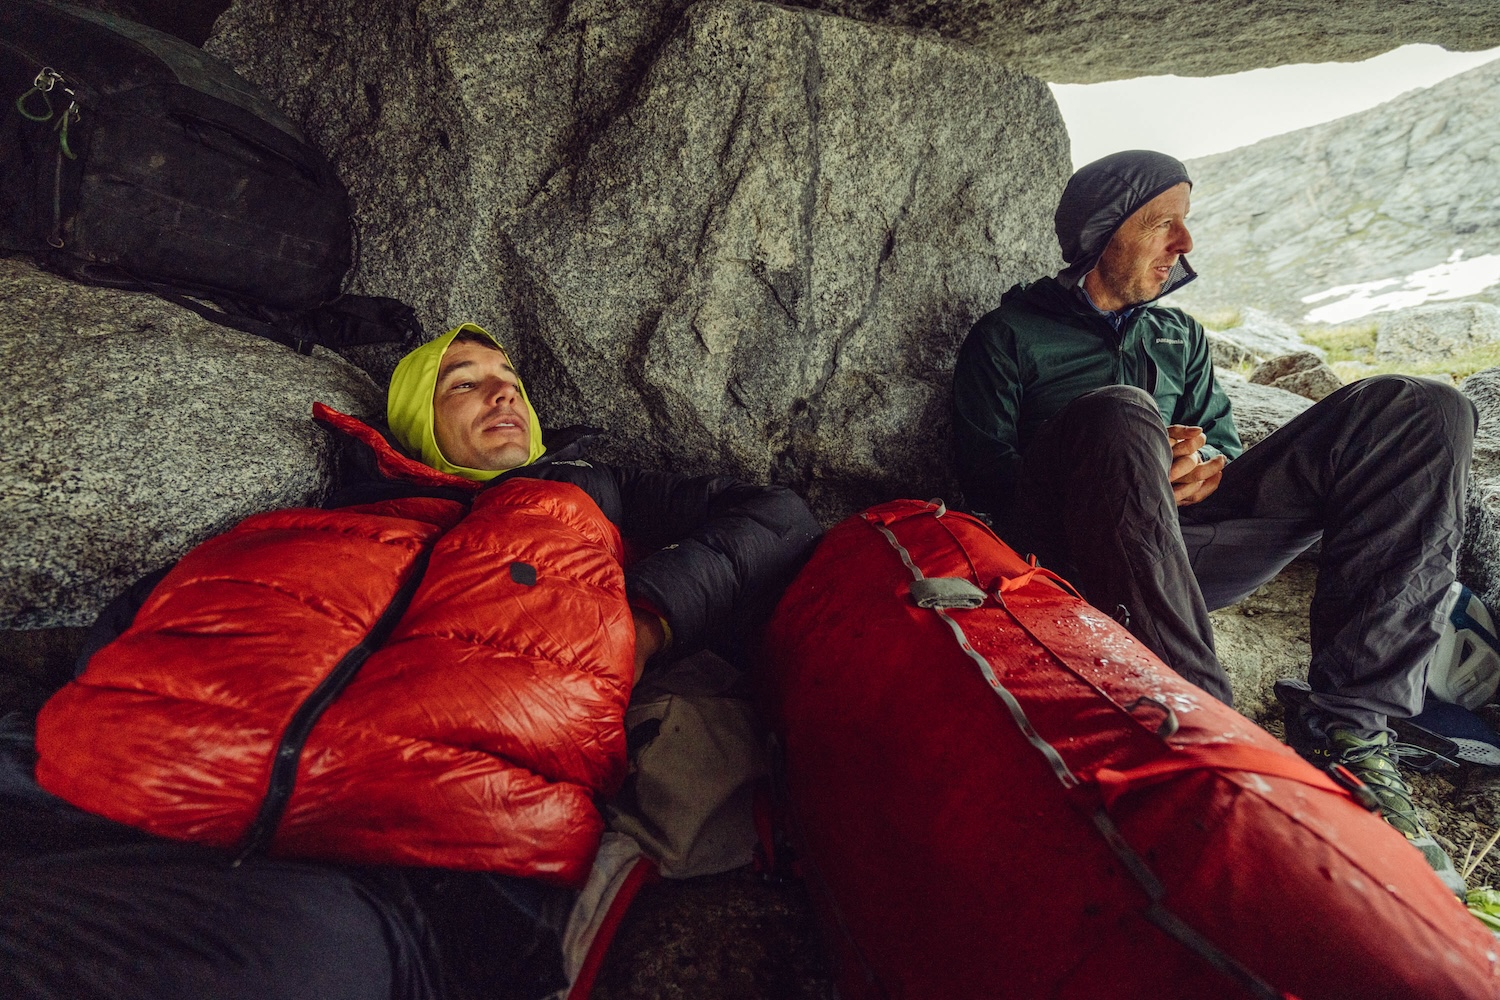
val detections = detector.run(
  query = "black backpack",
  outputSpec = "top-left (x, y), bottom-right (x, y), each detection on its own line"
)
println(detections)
top-left (1, 0), bottom-right (418, 353)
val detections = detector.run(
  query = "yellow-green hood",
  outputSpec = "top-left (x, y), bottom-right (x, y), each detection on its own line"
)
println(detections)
top-left (386, 324), bottom-right (547, 481)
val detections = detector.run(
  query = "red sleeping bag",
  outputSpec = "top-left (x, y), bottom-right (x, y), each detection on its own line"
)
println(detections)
top-left (764, 499), bottom-right (1500, 1000)
top-left (35, 478), bottom-right (634, 884)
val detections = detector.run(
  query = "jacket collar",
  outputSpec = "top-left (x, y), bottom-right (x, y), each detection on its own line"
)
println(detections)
top-left (1006, 274), bottom-right (1190, 334)
top-left (315, 403), bottom-right (478, 491)
top-left (312, 403), bottom-right (600, 493)
top-left (1073, 280), bottom-right (1143, 333)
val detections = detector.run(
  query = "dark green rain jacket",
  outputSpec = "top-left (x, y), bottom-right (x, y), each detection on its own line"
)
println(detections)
top-left (952, 275), bottom-right (1242, 524)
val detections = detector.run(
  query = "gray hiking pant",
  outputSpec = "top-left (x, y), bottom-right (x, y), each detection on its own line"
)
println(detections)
top-left (1009, 376), bottom-right (1477, 734)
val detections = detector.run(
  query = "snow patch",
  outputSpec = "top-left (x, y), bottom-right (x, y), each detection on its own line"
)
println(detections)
top-left (1301, 250), bottom-right (1500, 324)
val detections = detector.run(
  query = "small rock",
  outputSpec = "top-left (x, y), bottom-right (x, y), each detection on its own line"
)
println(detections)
top-left (1210, 307), bottom-right (1321, 365)
top-left (1218, 371), bottom-right (1314, 448)
top-left (1204, 331), bottom-right (1257, 370)
top-left (1249, 351), bottom-right (1344, 401)
top-left (1376, 302), bottom-right (1500, 363)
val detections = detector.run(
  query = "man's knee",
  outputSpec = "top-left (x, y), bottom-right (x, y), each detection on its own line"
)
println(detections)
top-left (1047, 386), bottom-right (1167, 453)
top-left (1337, 374), bottom-right (1477, 443)
top-left (1071, 384), bottom-right (1159, 414)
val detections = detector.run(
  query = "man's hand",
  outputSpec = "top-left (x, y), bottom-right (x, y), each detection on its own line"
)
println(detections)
top-left (631, 609), bottom-right (666, 683)
top-left (1166, 425), bottom-right (1225, 507)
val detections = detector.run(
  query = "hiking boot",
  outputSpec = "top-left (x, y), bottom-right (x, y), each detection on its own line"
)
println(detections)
top-left (1326, 729), bottom-right (1467, 897)
top-left (1275, 679), bottom-right (1467, 898)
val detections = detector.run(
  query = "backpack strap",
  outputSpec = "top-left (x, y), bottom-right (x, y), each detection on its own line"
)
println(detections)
top-left (36, 257), bottom-right (422, 354)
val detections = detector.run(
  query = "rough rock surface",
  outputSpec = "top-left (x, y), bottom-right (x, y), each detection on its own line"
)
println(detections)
top-left (0, 256), bottom-right (382, 630)
top-left (1217, 372), bottom-right (1313, 447)
top-left (208, 0), bottom-right (1067, 520)
top-left (1172, 59), bottom-right (1500, 325)
top-left (1202, 306), bottom-right (1320, 369)
top-left (1377, 302), bottom-right (1500, 362)
top-left (1210, 560), bottom-right (1316, 723)
top-left (1460, 367), bottom-right (1500, 612)
top-left (777, 0), bottom-right (1500, 83)
top-left (1204, 333), bottom-right (1258, 371)
top-left (1249, 351), bottom-right (1344, 401)
top-left (92, 0), bottom-right (1500, 83)
top-left (592, 867), bottom-right (832, 998)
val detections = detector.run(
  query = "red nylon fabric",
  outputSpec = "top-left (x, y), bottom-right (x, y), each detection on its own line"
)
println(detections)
top-left (1093, 742), bottom-right (1346, 808)
top-left (35, 478), bottom-right (634, 886)
top-left (314, 401), bottom-right (480, 491)
top-left (764, 499), bottom-right (1500, 1000)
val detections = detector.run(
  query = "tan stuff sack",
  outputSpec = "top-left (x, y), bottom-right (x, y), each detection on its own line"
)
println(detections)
top-left (606, 651), bottom-right (767, 879)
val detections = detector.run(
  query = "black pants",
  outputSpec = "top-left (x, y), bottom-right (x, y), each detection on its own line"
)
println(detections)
top-left (1009, 376), bottom-right (1477, 734)
top-left (0, 714), bottom-right (569, 1000)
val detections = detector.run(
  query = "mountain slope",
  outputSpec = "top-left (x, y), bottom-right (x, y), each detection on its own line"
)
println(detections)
top-left (1167, 58), bottom-right (1500, 325)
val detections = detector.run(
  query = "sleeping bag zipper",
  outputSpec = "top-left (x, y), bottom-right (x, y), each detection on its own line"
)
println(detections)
top-left (234, 545), bottom-right (435, 863)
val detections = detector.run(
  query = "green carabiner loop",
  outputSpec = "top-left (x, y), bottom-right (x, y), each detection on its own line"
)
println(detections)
top-left (15, 85), bottom-right (54, 122)
top-left (54, 101), bottom-right (79, 159)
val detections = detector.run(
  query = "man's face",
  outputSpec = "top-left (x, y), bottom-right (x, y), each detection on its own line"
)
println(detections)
top-left (432, 338), bottom-right (532, 471)
top-left (1084, 182), bottom-right (1193, 311)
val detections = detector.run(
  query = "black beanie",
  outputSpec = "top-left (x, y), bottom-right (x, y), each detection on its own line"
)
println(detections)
top-left (1054, 150), bottom-right (1192, 288)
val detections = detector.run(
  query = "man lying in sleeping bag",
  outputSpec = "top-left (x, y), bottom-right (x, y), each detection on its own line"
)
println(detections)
top-left (0, 323), bottom-right (820, 1000)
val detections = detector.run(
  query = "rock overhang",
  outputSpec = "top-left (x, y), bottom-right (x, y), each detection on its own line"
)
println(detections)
top-left (781, 0), bottom-right (1500, 83)
top-left (119, 0), bottom-right (1500, 83)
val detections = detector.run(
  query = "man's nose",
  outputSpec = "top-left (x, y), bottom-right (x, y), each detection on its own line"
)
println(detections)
top-left (1171, 222), bottom-right (1193, 255)
top-left (488, 379), bottom-right (518, 404)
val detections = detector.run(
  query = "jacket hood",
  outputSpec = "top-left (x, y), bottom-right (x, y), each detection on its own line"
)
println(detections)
top-left (1000, 276), bottom-right (1097, 319)
top-left (1054, 150), bottom-right (1196, 299)
top-left (386, 323), bottom-right (547, 481)
top-left (999, 275), bottom-right (1178, 335)
top-left (314, 403), bottom-right (600, 509)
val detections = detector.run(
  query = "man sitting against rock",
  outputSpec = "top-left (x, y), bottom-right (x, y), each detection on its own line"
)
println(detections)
top-left (0, 323), bottom-right (820, 1000)
top-left (951, 149), bottom-right (1477, 894)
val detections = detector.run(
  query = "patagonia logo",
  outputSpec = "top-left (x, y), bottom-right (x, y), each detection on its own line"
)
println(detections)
top-left (1155, 337), bottom-right (1186, 345)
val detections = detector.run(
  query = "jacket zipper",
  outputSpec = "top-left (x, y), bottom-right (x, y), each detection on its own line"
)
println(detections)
top-left (1109, 323), bottom-right (1126, 385)
top-left (1111, 312), bottom-right (1159, 396)
top-left (234, 544), bottom-right (435, 863)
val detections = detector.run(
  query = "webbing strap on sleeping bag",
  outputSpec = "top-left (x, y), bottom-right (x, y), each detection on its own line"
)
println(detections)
top-left (1094, 742), bottom-right (1348, 808)
top-left (866, 504), bottom-right (1288, 1000)
top-left (1085, 807), bottom-right (1289, 1000)
top-left (866, 510), bottom-right (1080, 790)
